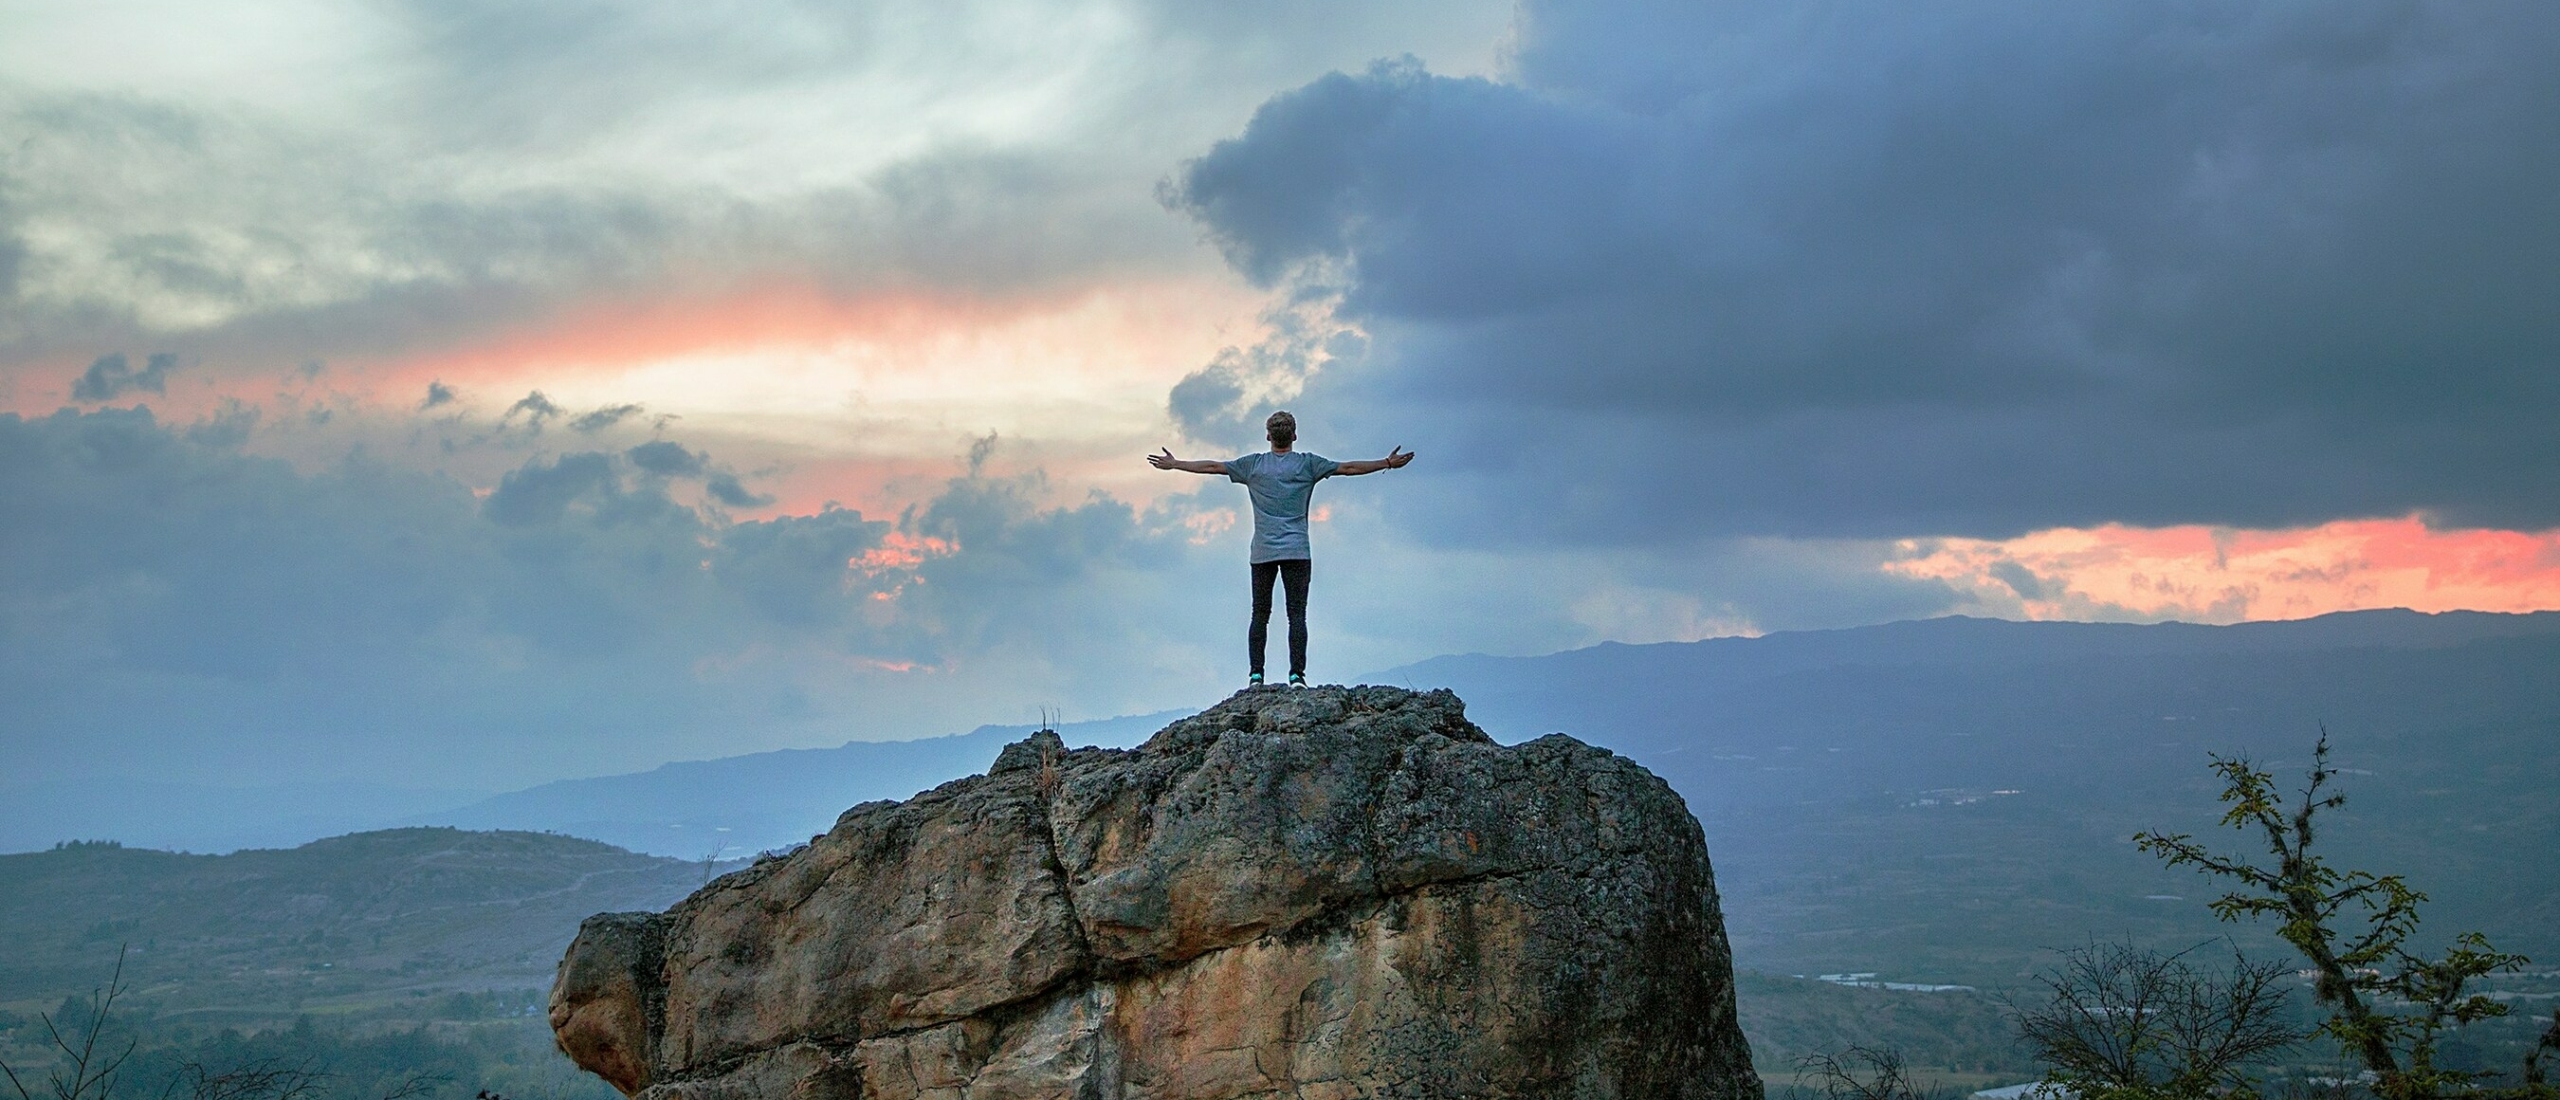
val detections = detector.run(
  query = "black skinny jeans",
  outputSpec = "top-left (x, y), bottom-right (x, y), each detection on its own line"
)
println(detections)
top-left (1249, 559), bottom-right (1312, 678)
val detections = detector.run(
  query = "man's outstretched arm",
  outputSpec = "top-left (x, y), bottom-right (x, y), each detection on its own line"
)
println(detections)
top-left (1334, 447), bottom-right (1416, 476)
top-left (1148, 448), bottom-right (1229, 475)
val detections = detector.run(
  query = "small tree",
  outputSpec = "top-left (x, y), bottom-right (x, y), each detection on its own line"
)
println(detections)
top-left (2134, 734), bottom-right (2527, 1100)
top-left (2013, 940), bottom-right (2298, 1100)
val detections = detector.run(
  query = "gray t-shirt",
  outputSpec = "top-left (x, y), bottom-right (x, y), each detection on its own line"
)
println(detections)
top-left (1226, 450), bottom-right (1340, 563)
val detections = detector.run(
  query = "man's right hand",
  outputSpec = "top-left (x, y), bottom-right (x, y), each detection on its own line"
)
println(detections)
top-left (1150, 449), bottom-right (1225, 475)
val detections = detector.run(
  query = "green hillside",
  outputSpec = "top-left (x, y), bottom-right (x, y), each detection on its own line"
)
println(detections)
top-left (0, 828), bottom-right (716, 1025)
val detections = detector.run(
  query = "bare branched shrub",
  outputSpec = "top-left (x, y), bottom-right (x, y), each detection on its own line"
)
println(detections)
top-left (3, 950), bottom-right (445, 1100)
top-left (173, 1060), bottom-right (442, 1100)
top-left (2, 949), bottom-right (138, 1100)
top-left (1798, 1046), bottom-right (1944, 1100)
top-left (2013, 941), bottom-right (2297, 1100)
top-left (176, 1061), bottom-right (329, 1100)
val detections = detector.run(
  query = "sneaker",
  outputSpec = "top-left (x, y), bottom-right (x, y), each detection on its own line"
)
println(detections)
top-left (1288, 673), bottom-right (1307, 688)
top-left (1248, 672), bottom-right (1265, 688)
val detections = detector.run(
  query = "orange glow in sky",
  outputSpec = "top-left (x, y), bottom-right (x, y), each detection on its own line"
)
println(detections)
top-left (0, 276), bottom-right (1275, 520)
top-left (377, 279), bottom-right (1257, 437)
top-left (1889, 516), bottom-right (2560, 623)
top-left (374, 278), bottom-right (1266, 514)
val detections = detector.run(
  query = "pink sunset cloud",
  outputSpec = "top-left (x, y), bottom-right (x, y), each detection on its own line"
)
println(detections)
top-left (1890, 517), bottom-right (2560, 623)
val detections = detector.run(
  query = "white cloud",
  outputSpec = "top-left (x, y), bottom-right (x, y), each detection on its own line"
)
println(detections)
top-left (0, 0), bottom-right (1514, 364)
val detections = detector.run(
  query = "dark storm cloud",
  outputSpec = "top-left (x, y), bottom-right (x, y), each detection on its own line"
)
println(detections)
top-left (71, 352), bottom-right (176, 402)
top-left (1169, 1), bottom-right (2560, 542)
top-left (422, 381), bottom-right (457, 409)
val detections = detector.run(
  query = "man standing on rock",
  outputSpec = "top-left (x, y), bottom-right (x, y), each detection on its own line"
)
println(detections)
top-left (1150, 410), bottom-right (1414, 688)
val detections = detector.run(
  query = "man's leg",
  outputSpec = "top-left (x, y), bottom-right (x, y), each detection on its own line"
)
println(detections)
top-left (1248, 561), bottom-right (1281, 680)
top-left (1280, 559), bottom-right (1311, 680)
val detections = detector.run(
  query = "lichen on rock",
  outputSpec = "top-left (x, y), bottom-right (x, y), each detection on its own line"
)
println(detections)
top-left (550, 685), bottom-right (1762, 1100)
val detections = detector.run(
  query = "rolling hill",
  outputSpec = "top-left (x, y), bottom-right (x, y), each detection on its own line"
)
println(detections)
top-left (0, 828), bottom-right (715, 1024)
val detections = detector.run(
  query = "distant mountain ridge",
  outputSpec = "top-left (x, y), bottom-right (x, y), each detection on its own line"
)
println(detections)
top-left (17, 610), bottom-right (2545, 860)
top-left (0, 713), bottom-right (1187, 857)
top-left (1389, 608), bottom-right (2560, 694)
top-left (413, 709), bottom-right (1187, 857)
top-left (1374, 608), bottom-right (2560, 803)
top-left (1367, 608), bottom-right (2560, 980)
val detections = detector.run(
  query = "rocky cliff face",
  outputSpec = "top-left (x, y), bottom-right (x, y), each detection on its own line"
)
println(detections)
top-left (551, 686), bottom-right (1762, 1100)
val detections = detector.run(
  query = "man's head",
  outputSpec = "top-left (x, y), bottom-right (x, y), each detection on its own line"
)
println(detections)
top-left (1266, 410), bottom-right (1297, 448)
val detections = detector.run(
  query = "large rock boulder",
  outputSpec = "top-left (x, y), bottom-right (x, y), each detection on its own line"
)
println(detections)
top-left (550, 686), bottom-right (1762, 1100)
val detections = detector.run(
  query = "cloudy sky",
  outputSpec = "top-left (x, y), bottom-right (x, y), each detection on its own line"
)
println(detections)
top-left (5, 0), bottom-right (2558, 798)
